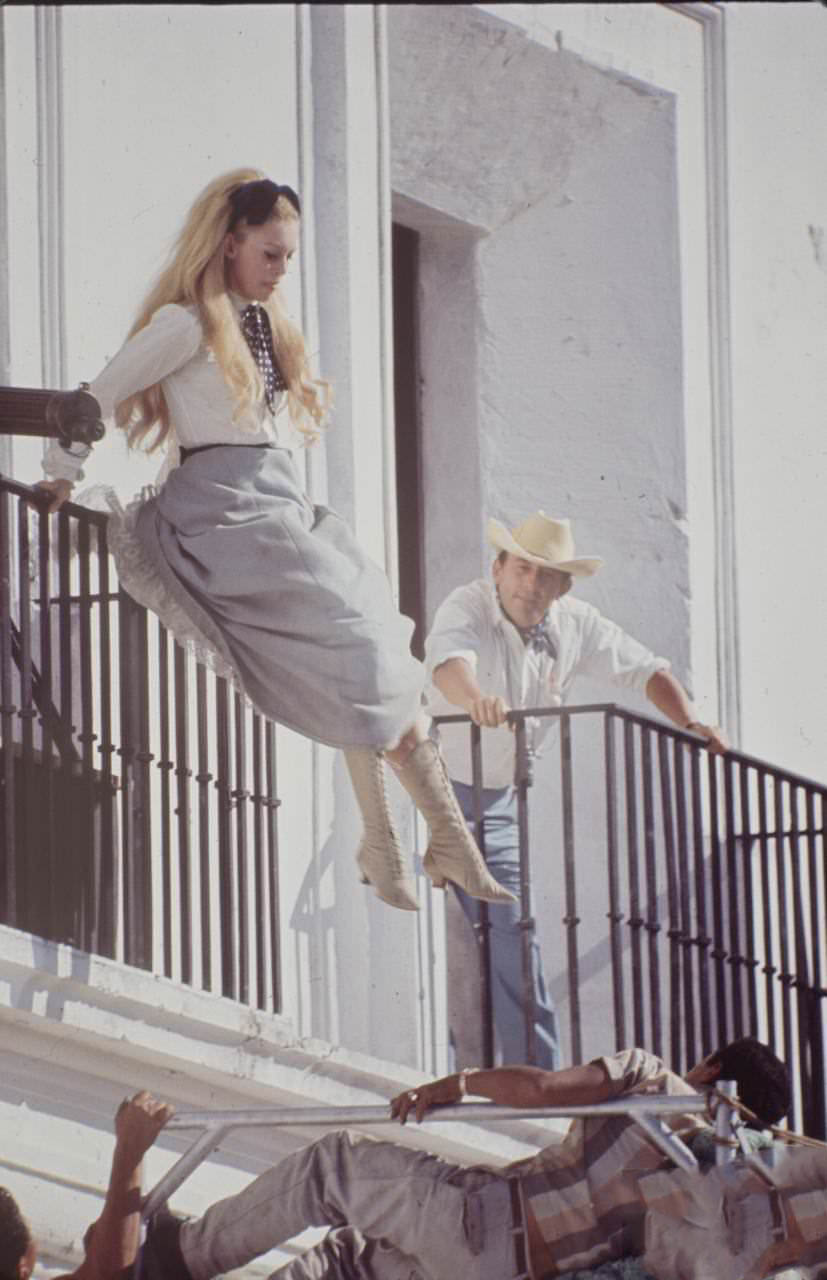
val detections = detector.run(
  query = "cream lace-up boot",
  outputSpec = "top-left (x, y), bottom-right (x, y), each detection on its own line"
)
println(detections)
top-left (343, 748), bottom-right (419, 912)
top-left (390, 739), bottom-right (516, 904)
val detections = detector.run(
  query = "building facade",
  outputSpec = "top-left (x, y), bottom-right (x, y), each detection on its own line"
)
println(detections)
top-left (1, 2), bottom-right (825, 1266)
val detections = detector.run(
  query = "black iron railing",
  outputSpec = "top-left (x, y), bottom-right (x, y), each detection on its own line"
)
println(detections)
top-left (0, 476), bottom-right (282, 1012)
top-left (435, 707), bottom-right (827, 1138)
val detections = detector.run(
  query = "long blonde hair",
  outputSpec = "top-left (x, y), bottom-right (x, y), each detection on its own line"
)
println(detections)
top-left (115, 168), bottom-right (331, 451)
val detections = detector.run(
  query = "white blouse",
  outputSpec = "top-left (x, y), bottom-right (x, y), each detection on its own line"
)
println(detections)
top-left (43, 299), bottom-right (296, 482)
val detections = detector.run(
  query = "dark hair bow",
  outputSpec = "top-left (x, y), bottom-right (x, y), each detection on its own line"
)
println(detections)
top-left (228, 179), bottom-right (301, 231)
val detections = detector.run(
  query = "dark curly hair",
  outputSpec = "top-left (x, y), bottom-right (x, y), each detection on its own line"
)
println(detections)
top-left (711, 1036), bottom-right (791, 1128)
top-left (0, 1188), bottom-right (31, 1280)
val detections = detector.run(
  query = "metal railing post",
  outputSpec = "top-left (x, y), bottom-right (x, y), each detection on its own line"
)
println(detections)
top-left (118, 587), bottom-right (152, 970)
top-left (559, 712), bottom-right (581, 1064)
top-left (469, 720), bottom-right (495, 1069)
top-left (604, 711), bottom-right (625, 1052)
top-left (513, 717), bottom-right (537, 1066)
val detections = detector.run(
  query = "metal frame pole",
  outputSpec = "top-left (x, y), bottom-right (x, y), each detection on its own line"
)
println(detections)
top-left (142, 1094), bottom-right (712, 1217)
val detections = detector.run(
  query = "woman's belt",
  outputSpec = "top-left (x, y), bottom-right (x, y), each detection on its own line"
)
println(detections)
top-left (179, 442), bottom-right (275, 462)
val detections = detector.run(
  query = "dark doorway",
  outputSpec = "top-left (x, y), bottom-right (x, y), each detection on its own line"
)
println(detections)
top-left (392, 222), bottom-right (426, 658)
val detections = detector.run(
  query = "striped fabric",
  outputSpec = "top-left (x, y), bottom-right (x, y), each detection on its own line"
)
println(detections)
top-left (514, 1049), bottom-right (705, 1276)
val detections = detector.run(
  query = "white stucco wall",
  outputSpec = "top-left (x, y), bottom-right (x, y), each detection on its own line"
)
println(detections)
top-left (724, 3), bottom-right (827, 778)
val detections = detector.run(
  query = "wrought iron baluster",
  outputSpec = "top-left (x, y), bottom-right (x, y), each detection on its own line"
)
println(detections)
top-left (158, 623), bottom-right (173, 977)
top-left (805, 787), bottom-right (826, 1138)
top-left (756, 769), bottom-right (776, 1048)
top-left (251, 711), bottom-right (266, 1008)
top-left (514, 717), bottom-right (538, 1066)
top-left (736, 763), bottom-right (759, 1036)
top-left (559, 712), bottom-right (580, 1064)
top-left (788, 784), bottom-right (812, 1134)
top-left (604, 711), bottom-right (625, 1052)
top-left (623, 719), bottom-right (644, 1045)
top-left (17, 501), bottom-right (35, 933)
top-left (196, 665), bottom-right (212, 991)
top-left (174, 644), bottom-right (192, 985)
top-left (37, 504), bottom-right (56, 944)
top-left (722, 755), bottom-right (742, 1037)
top-left (234, 691), bottom-right (250, 1006)
top-left (0, 489), bottom-right (17, 926)
top-left (689, 743), bottom-right (711, 1048)
top-left (773, 775), bottom-right (795, 1128)
top-left (707, 752), bottom-right (727, 1042)
top-left (57, 510), bottom-right (75, 938)
top-left (673, 737), bottom-right (696, 1069)
top-left (265, 719), bottom-right (281, 1012)
top-left (215, 676), bottom-right (236, 1000)
top-left (640, 726), bottom-right (661, 1055)
top-left (96, 520), bottom-right (116, 958)
top-left (657, 730), bottom-right (682, 1067)
top-left (118, 589), bottom-right (152, 970)
top-left (77, 517), bottom-right (97, 952)
top-left (468, 720), bottom-right (495, 1069)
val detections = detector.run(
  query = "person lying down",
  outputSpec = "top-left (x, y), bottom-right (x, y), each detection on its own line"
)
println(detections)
top-left (3, 1040), bottom-right (818, 1280)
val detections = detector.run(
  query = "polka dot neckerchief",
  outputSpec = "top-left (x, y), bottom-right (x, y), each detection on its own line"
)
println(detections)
top-left (240, 303), bottom-right (288, 410)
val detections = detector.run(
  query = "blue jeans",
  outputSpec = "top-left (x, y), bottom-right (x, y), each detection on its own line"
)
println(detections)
top-left (452, 781), bottom-right (561, 1070)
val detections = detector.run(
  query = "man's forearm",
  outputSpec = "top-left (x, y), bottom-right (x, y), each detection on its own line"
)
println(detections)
top-left (645, 670), bottom-right (695, 728)
top-left (96, 1147), bottom-right (143, 1269)
top-left (463, 1062), bottom-right (612, 1107)
top-left (77, 1093), bottom-right (173, 1280)
top-left (432, 658), bottom-right (511, 728)
top-left (392, 1061), bottom-right (612, 1122)
top-left (645, 670), bottom-right (728, 754)
top-left (73, 1147), bottom-right (143, 1280)
top-left (432, 657), bottom-right (483, 711)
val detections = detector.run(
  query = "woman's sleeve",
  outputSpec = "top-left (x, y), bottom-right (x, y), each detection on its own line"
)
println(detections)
top-left (89, 303), bottom-right (202, 420)
top-left (42, 304), bottom-right (202, 484)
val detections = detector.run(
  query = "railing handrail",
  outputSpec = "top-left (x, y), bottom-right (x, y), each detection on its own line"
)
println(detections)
top-left (6, 472), bottom-right (823, 794)
top-left (433, 705), bottom-right (827, 794)
top-left (164, 1092), bottom-right (710, 1131)
top-left (0, 473), bottom-right (110, 527)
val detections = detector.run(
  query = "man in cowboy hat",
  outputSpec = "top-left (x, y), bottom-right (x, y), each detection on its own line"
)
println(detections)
top-left (424, 512), bottom-right (728, 1070)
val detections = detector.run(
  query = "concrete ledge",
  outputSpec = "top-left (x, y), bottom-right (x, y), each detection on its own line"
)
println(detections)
top-left (0, 924), bottom-right (558, 1271)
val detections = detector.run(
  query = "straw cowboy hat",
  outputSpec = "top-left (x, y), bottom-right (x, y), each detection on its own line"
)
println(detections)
top-left (487, 511), bottom-right (604, 577)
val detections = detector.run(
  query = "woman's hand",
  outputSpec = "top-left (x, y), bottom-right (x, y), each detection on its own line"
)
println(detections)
top-left (32, 478), bottom-right (73, 513)
top-left (390, 1074), bottom-right (461, 1125)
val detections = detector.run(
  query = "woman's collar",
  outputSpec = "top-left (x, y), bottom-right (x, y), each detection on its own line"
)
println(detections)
top-left (228, 290), bottom-right (254, 314)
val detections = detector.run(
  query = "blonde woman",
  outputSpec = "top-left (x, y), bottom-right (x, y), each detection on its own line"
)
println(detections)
top-left (37, 169), bottom-right (512, 914)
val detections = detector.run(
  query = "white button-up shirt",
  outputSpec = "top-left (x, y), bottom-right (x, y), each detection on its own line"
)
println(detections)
top-left (424, 579), bottom-right (670, 788)
top-left (43, 298), bottom-right (296, 482)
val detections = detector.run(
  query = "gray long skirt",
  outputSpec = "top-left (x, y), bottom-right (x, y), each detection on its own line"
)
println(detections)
top-left (121, 445), bottom-right (424, 750)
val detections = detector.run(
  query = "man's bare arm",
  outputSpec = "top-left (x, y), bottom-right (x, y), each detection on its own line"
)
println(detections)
top-left (72, 1092), bottom-right (173, 1280)
top-left (391, 1062), bottom-right (611, 1124)
top-left (432, 657), bottom-right (511, 728)
top-left (645, 670), bottom-right (728, 754)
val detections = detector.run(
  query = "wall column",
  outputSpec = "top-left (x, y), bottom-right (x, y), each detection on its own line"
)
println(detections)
top-left (310, 4), bottom-right (398, 582)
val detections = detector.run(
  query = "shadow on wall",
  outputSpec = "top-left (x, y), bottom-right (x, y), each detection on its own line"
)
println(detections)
top-left (289, 752), bottom-right (429, 1068)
